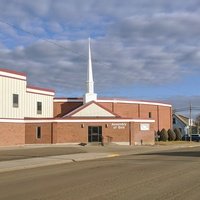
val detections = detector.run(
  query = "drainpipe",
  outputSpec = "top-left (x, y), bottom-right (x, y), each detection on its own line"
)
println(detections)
top-left (129, 122), bottom-right (132, 145)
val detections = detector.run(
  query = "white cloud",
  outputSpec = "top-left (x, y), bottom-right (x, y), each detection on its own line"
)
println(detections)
top-left (0, 0), bottom-right (200, 103)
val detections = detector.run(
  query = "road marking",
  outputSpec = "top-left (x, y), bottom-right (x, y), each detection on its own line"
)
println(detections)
top-left (107, 154), bottom-right (120, 158)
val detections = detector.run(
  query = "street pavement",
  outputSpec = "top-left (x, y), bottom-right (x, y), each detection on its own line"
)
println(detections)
top-left (0, 146), bottom-right (199, 200)
top-left (0, 142), bottom-right (200, 173)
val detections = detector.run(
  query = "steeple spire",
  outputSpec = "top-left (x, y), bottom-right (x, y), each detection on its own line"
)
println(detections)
top-left (84, 38), bottom-right (97, 104)
top-left (87, 37), bottom-right (94, 93)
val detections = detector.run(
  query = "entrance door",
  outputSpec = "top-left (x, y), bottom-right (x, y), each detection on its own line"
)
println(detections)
top-left (88, 126), bottom-right (102, 142)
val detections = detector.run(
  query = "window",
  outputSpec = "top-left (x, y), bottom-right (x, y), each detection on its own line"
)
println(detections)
top-left (173, 118), bottom-right (176, 124)
top-left (36, 127), bottom-right (41, 139)
top-left (13, 94), bottom-right (19, 108)
top-left (37, 102), bottom-right (42, 114)
top-left (148, 112), bottom-right (152, 118)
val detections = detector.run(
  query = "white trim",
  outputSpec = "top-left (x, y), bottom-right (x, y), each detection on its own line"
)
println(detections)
top-left (0, 71), bottom-right (26, 80)
top-left (112, 142), bottom-right (129, 145)
top-left (53, 98), bottom-right (171, 107)
top-left (54, 99), bottom-right (83, 102)
top-left (0, 119), bottom-right (26, 123)
top-left (0, 118), bottom-right (155, 123)
top-left (27, 88), bottom-right (55, 96)
top-left (97, 99), bottom-right (172, 107)
top-left (55, 119), bottom-right (155, 123)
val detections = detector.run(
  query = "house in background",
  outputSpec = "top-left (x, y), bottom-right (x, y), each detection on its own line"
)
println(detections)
top-left (172, 113), bottom-right (197, 136)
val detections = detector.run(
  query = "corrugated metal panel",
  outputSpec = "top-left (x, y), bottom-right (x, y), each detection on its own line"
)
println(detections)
top-left (0, 76), bottom-right (26, 118)
top-left (25, 92), bottom-right (53, 118)
top-left (0, 76), bottom-right (53, 119)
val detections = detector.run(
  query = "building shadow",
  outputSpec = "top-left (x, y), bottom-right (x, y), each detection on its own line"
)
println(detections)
top-left (139, 151), bottom-right (200, 158)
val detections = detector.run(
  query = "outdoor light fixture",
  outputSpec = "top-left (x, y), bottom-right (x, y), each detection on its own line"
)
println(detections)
top-left (81, 124), bottom-right (84, 128)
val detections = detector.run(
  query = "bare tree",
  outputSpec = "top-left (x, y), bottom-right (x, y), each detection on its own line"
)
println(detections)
top-left (195, 114), bottom-right (200, 134)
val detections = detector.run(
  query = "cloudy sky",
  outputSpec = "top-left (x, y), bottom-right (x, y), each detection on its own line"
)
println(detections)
top-left (0, 0), bottom-right (200, 114)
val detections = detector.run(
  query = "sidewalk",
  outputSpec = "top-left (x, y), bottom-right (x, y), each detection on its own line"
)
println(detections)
top-left (0, 152), bottom-right (119, 173)
top-left (0, 142), bottom-right (199, 173)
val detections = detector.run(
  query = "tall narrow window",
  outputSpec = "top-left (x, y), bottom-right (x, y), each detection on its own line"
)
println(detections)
top-left (37, 102), bottom-right (42, 114)
top-left (13, 94), bottom-right (19, 108)
top-left (36, 127), bottom-right (41, 139)
top-left (173, 118), bottom-right (176, 124)
top-left (148, 112), bottom-right (152, 118)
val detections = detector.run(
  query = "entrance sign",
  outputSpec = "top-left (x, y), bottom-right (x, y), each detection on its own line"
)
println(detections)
top-left (112, 123), bottom-right (127, 129)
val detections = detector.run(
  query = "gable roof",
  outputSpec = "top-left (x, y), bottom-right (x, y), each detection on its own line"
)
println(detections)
top-left (62, 101), bottom-right (120, 118)
top-left (173, 114), bottom-right (189, 126)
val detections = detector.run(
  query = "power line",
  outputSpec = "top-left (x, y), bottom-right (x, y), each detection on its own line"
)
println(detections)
top-left (0, 18), bottom-right (87, 60)
top-left (0, 18), bottom-right (116, 73)
top-left (173, 106), bottom-right (200, 113)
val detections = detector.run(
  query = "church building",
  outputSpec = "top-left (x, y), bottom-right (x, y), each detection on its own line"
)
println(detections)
top-left (0, 39), bottom-right (172, 146)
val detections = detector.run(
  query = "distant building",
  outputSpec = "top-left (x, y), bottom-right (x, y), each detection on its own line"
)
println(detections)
top-left (0, 40), bottom-right (172, 146)
top-left (172, 113), bottom-right (197, 136)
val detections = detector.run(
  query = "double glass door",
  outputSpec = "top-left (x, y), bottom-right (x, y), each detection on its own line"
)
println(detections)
top-left (88, 126), bottom-right (102, 142)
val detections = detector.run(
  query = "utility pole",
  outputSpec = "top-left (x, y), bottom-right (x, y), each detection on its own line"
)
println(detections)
top-left (189, 102), bottom-right (192, 142)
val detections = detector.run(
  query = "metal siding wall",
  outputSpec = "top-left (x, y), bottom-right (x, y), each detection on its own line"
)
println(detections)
top-left (0, 76), bottom-right (53, 119)
top-left (25, 93), bottom-right (53, 118)
top-left (0, 76), bottom-right (26, 118)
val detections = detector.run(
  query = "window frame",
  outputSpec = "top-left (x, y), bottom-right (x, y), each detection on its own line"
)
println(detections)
top-left (148, 112), bottom-right (152, 118)
top-left (13, 94), bottom-right (19, 108)
top-left (37, 102), bottom-right (42, 114)
top-left (36, 127), bottom-right (41, 139)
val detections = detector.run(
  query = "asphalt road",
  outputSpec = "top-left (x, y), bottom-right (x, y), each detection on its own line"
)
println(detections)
top-left (0, 147), bottom-right (199, 200)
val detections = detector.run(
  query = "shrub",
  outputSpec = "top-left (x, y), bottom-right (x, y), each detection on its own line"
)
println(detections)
top-left (174, 128), bottom-right (182, 141)
top-left (167, 129), bottom-right (176, 141)
top-left (160, 128), bottom-right (168, 141)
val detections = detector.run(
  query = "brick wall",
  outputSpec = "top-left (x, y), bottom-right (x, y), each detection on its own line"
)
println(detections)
top-left (97, 102), bottom-right (172, 132)
top-left (0, 121), bottom-right (155, 146)
top-left (157, 106), bottom-right (172, 131)
top-left (53, 121), bottom-right (154, 145)
top-left (54, 102), bottom-right (83, 117)
top-left (131, 122), bottom-right (155, 145)
top-left (0, 123), bottom-right (25, 146)
top-left (53, 122), bottom-right (87, 143)
top-left (54, 122), bottom-right (130, 144)
top-left (25, 123), bottom-right (52, 144)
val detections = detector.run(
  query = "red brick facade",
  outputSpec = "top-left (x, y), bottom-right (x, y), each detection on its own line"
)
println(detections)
top-left (131, 122), bottom-right (155, 145)
top-left (97, 102), bottom-right (172, 131)
top-left (49, 121), bottom-right (155, 145)
top-left (25, 123), bottom-right (53, 144)
top-left (54, 102), bottom-right (83, 117)
top-left (0, 123), bottom-right (25, 146)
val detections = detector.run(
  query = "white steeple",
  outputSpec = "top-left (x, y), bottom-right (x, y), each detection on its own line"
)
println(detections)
top-left (84, 38), bottom-right (97, 104)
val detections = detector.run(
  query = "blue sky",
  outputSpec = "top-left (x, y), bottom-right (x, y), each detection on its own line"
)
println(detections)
top-left (0, 0), bottom-right (200, 115)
